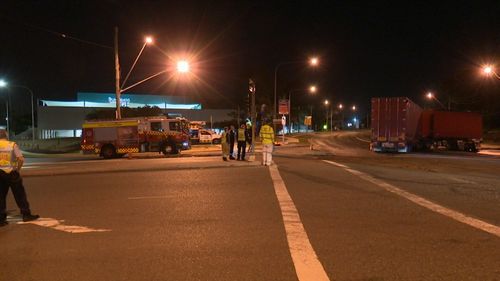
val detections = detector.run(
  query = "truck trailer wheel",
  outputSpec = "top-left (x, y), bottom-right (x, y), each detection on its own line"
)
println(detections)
top-left (101, 144), bottom-right (116, 159)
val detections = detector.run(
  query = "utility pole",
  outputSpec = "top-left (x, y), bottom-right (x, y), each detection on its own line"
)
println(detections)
top-left (249, 79), bottom-right (256, 159)
top-left (114, 26), bottom-right (121, 119)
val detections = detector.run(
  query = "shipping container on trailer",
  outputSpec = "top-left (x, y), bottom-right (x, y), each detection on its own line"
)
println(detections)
top-left (419, 110), bottom-right (482, 152)
top-left (371, 97), bottom-right (422, 152)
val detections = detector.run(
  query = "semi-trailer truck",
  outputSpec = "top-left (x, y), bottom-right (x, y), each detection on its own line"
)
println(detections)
top-left (371, 97), bottom-right (482, 153)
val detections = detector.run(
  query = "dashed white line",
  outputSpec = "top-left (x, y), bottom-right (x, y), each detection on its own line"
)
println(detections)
top-left (268, 164), bottom-right (331, 281)
top-left (323, 160), bottom-right (500, 238)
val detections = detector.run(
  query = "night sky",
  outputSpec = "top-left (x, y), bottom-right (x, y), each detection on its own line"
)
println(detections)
top-left (1, 1), bottom-right (499, 126)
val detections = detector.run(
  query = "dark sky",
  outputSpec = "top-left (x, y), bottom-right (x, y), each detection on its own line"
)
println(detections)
top-left (1, 1), bottom-right (500, 119)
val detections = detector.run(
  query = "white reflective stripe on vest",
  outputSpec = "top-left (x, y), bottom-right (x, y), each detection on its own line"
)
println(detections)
top-left (0, 141), bottom-right (16, 173)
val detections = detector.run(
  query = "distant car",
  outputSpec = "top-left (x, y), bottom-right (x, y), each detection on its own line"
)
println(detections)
top-left (199, 129), bottom-right (221, 144)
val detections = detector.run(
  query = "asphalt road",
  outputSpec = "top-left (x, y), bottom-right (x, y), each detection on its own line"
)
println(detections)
top-left (1, 132), bottom-right (499, 281)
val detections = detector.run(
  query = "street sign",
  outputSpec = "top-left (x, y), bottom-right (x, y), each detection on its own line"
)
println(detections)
top-left (304, 116), bottom-right (312, 126)
top-left (278, 99), bottom-right (289, 115)
top-left (273, 119), bottom-right (282, 124)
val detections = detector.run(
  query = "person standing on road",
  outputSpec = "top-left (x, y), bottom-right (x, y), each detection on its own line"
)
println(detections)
top-left (220, 127), bottom-right (230, 161)
top-left (228, 125), bottom-right (236, 160)
top-left (259, 119), bottom-right (275, 166)
top-left (0, 128), bottom-right (39, 227)
top-left (236, 124), bottom-right (248, 161)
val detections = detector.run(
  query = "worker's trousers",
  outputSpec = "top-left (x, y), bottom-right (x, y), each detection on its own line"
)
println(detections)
top-left (262, 143), bottom-right (273, 166)
top-left (0, 170), bottom-right (31, 221)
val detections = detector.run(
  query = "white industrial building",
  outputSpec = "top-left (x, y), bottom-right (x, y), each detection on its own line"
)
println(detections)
top-left (37, 92), bottom-right (235, 139)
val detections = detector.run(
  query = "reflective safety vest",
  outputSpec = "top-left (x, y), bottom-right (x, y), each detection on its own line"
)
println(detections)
top-left (237, 128), bottom-right (246, 141)
top-left (259, 125), bottom-right (274, 144)
top-left (0, 140), bottom-right (17, 173)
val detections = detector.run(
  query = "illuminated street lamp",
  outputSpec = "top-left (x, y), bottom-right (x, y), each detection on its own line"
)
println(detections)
top-left (310, 57), bottom-right (319, 66)
top-left (121, 36), bottom-right (156, 90)
top-left (482, 65), bottom-right (500, 79)
top-left (324, 99), bottom-right (333, 132)
top-left (352, 105), bottom-right (356, 111)
top-left (176, 60), bottom-right (190, 73)
top-left (288, 85), bottom-right (317, 133)
top-left (0, 80), bottom-right (35, 143)
top-left (425, 92), bottom-right (447, 110)
top-left (273, 57), bottom-right (319, 126)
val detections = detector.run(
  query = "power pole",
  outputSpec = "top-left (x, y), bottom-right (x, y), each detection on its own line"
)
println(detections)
top-left (249, 79), bottom-right (256, 157)
top-left (114, 26), bottom-right (121, 119)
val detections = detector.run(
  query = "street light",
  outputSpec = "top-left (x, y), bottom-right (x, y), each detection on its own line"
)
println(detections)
top-left (0, 80), bottom-right (35, 143)
top-left (273, 57), bottom-right (319, 125)
top-left (352, 105), bottom-right (356, 111)
top-left (482, 64), bottom-right (500, 79)
top-left (120, 36), bottom-right (156, 91)
top-left (176, 60), bottom-right (190, 73)
top-left (288, 85), bottom-right (317, 134)
top-left (426, 92), bottom-right (447, 110)
top-left (337, 103), bottom-right (344, 129)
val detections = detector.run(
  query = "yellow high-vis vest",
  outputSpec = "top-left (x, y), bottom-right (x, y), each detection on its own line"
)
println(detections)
top-left (0, 140), bottom-right (17, 173)
top-left (237, 128), bottom-right (246, 141)
top-left (259, 125), bottom-right (274, 144)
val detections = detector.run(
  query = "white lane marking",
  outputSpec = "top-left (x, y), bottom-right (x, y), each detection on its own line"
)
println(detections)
top-left (128, 196), bottom-right (171, 200)
top-left (16, 217), bottom-right (111, 233)
top-left (446, 176), bottom-right (477, 185)
top-left (479, 150), bottom-right (500, 156)
top-left (323, 160), bottom-right (500, 238)
top-left (21, 166), bottom-right (40, 169)
top-left (355, 137), bottom-right (371, 143)
top-left (268, 165), bottom-right (331, 281)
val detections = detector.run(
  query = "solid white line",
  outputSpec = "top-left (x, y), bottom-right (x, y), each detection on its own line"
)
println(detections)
top-left (128, 196), bottom-right (171, 200)
top-left (268, 165), bottom-right (331, 281)
top-left (17, 217), bottom-right (111, 233)
top-left (323, 160), bottom-right (500, 238)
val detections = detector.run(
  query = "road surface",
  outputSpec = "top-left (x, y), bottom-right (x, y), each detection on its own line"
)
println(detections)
top-left (1, 131), bottom-right (499, 281)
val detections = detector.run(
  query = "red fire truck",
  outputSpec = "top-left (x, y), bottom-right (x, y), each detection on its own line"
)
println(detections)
top-left (81, 117), bottom-right (191, 158)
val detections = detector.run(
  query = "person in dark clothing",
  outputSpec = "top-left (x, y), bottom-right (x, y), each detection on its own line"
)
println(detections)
top-left (236, 124), bottom-right (249, 160)
top-left (0, 128), bottom-right (39, 227)
top-left (228, 125), bottom-right (236, 160)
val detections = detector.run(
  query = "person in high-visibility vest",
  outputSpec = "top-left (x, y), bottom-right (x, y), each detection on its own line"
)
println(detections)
top-left (0, 128), bottom-right (39, 226)
top-left (236, 124), bottom-right (248, 161)
top-left (220, 127), bottom-right (230, 161)
top-left (259, 119), bottom-right (275, 166)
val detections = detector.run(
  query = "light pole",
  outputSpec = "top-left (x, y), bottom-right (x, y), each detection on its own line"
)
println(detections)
top-left (0, 81), bottom-right (35, 143)
top-left (324, 99), bottom-right (330, 132)
top-left (351, 105), bottom-right (357, 129)
top-left (338, 103), bottom-right (344, 129)
top-left (114, 31), bottom-right (155, 119)
top-left (273, 57), bottom-right (319, 131)
top-left (426, 92), bottom-right (447, 110)
top-left (288, 85), bottom-right (317, 134)
top-left (0, 80), bottom-right (8, 135)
